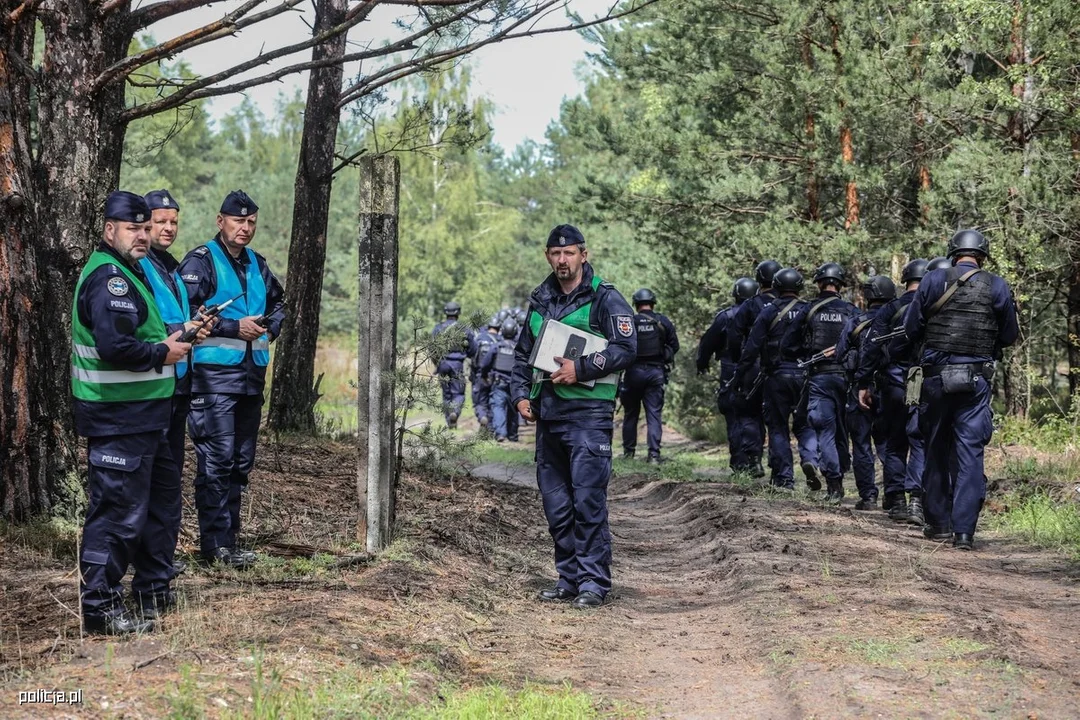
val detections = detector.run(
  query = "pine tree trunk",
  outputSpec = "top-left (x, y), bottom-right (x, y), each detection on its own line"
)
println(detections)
top-left (0, 3), bottom-right (131, 519)
top-left (268, 0), bottom-right (349, 433)
top-left (830, 16), bottom-right (859, 229)
top-left (1067, 131), bottom-right (1080, 399)
top-left (801, 34), bottom-right (820, 222)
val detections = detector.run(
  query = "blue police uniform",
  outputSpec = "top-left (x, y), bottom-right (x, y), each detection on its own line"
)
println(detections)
top-left (480, 335), bottom-right (520, 441)
top-left (73, 193), bottom-right (182, 631)
top-left (177, 194), bottom-right (285, 562)
top-left (904, 260), bottom-right (1018, 538)
top-left (620, 309), bottom-right (678, 460)
top-left (432, 318), bottom-right (472, 426)
top-left (785, 291), bottom-right (858, 494)
top-left (738, 295), bottom-right (818, 488)
top-left (697, 305), bottom-right (749, 470)
top-left (858, 291), bottom-right (925, 504)
top-left (730, 291), bottom-right (774, 465)
top-left (510, 259), bottom-right (636, 601)
top-left (837, 305), bottom-right (890, 503)
top-left (471, 330), bottom-right (498, 425)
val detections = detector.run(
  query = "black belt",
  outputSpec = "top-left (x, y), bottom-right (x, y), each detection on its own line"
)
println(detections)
top-left (922, 362), bottom-right (995, 380)
top-left (809, 363), bottom-right (845, 376)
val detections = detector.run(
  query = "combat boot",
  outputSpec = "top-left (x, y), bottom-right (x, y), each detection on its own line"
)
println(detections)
top-left (84, 608), bottom-right (154, 636)
top-left (854, 496), bottom-right (877, 511)
top-left (801, 462), bottom-right (822, 491)
top-left (886, 493), bottom-right (908, 521)
top-left (824, 480), bottom-right (844, 506)
top-left (907, 495), bottom-right (925, 525)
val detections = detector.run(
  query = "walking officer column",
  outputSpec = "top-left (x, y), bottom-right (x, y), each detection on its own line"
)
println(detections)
top-left (904, 230), bottom-right (1018, 550)
top-left (72, 191), bottom-right (191, 635)
top-left (432, 301), bottom-right (472, 429)
top-left (511, 224), bottom-right (637, 609)
top-left (178, 190), bottom-right (286, 569)
top-left (620, 288), bottom-right (679, 463)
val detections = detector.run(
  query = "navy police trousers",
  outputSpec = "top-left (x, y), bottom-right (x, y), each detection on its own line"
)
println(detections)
top-left (536, 419), bottom-right (613, 597)
top-left (621, 364), bottom-right (666, 459)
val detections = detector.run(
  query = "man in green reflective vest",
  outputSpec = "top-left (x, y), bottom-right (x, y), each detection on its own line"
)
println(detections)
top-left (72, 191), bottom-right (191, 635)
top-left (510, 224), bottom-right (637, 609)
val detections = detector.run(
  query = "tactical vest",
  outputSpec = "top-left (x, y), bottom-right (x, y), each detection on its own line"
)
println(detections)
top-left (192, 241), bottom-right (270, 367)
top-left (71, 252), bottom-right (175, 403)
top-left (493, 339), bottom-right (516, 374)
top-left (764, 298), bottom-right (800, 365)
top-left (807, 296), bottom-right (850, 372)
top-left (634, 312), bottom-right (664, 361)
top-left (140, 256), bottom-right (191, 379)
top-left (844, 314), bottom-right (874, 372)
top-left (528, 275), bottom-right (618, 401)
top-left (924, 268), bottom-right (998, 356)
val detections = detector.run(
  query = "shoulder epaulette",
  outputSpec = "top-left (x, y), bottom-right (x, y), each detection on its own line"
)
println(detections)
top-left (193, 246), bottom-right (209, 256)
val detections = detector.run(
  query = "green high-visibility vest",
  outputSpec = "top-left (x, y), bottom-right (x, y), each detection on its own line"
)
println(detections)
top-left (528, 275), bottom-right (618, 401)
top-left (71, 251), bottom-right (175, 403)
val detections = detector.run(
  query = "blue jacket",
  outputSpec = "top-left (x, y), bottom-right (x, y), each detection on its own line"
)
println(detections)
top-left (855, 291), bottom-right (916, 389)
top-left (178, 237), bottom-right (286, 395)
top-left (737, 294), bottom-right (807, 385)
top-left (696, 303), bottom-right (742, 372)
top-left (510, 263), bottom-right (637, 421)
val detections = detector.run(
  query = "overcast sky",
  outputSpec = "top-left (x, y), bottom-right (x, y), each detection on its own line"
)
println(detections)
top-left (145, 0), bottom-right (613, 151)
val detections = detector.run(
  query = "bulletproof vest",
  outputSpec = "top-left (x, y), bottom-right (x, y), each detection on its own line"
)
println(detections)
top-left (844, 313), bottom-right (874, 372)
top-left (764, 298), bottom-right (800, 366)
top-left (924, 269), bottom-right (998, 356)
top-left (634, 312), bottom-right (664, 361)
top-left (807, 296), bottom-right (848, 353)
top-left (493, 339), bottom-right (516, 374)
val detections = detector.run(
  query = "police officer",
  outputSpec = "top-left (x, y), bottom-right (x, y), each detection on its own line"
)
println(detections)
top-left (621, 289), bottom-right (679, 462)
top-left (904, 230), bottom-right (1018, 549)
top-left (432, 301), bottom-right (471, 428)
top-left (471, 316), bottom-right (501, 427)
top-left (482, 318), bottom-right (522, 442)
top-left (696, 277), bottom-right (759, 473)
top-left (857, 259), bottom-right (929, 522)
top-left (136, 189), bottom-right (214, 612)
top-left (838, 275), bottom-right (896, 509)
top-left (73, 191), bottom-right (192, 634)
top-left (179, 190), bottom-right (286, 568)
top-left (785, 263), bottom-right (858, 502)
top-left (510, 224), bottom-right (636, 608)
top-left (737, 268), bottom-right (818, 491)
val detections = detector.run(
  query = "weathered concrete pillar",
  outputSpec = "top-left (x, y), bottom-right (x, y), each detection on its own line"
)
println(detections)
top-left (357, 155), bottom-right (400, 553)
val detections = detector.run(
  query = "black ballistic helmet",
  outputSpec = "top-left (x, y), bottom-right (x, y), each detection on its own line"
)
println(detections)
top-left (443, 301), bottom-right (461, 316)
top-left (755, 260), bottom-right (782, 287)
top-left (927, 256), bottom-right (951, 272)
top-left (861, 275), bottom-right (897, 302)
top-left (500, 319), bottom-right (518, 339)
top-left (773, 267), bottom-right (804, 293)
top-left (901, 258), bottom-right (929, 284)
top-left (487, 315), bottom-right (501, 330)
top-left (813, 262), bottom-right (846, 287)
top-left (495, 308), bottom-right (510, 321)
top-left (947, 229), bottom-right (989, 259)
top-left (515, 308), bottom-right (528, 324)
top-left (732, 277), bottom-right (759, 301)
top-left (632, 288), bottom-right (657, 306)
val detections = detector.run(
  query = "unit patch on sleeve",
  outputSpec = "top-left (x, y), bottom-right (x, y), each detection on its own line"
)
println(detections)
top-left (614, 315), bottom-right (634, 337)
top-left (106, 277), bottom-right (129, 296)
top-left (592, 353), bottom-right (607, 371)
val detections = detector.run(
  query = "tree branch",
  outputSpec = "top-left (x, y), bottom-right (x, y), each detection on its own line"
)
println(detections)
top-left (130, 0), bottom-right (230, 30)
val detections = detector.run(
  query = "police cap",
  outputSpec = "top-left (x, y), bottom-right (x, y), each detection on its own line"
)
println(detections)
top-left (220, 189), bottom-right (259, 217)
top-left (632, 288), bottom-right (657, 306)
top-left (773, 267), bottom-right (804, 293)
top-left (947, 229), bottom-right (989, 259)
top-left (546, 224), bottom-right (585, 248)
top-left (104, 191), bottom-right (151, 223)
top-left (144, 189), bottom-right (180, 212)
top-left (861, 275), bottom-right (896, 302)
top-left (755, 260), bottom-right (782, 287)
top-left (901, 258), bottom-right (929, 284)
top-left (813, 262), bottom-right (846, 287)
top-left (732, 277), bottom-right (759, 301)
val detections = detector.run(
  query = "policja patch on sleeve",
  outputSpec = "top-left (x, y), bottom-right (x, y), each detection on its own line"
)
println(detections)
top-left (614, 315), bottom-right (634, 337)
top-left (107, 277), bottom-right (129, 296)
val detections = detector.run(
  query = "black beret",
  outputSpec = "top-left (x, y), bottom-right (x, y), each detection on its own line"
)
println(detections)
top-left (144, 189), bottom-right (180, 211)
top-left (546, 224), bottom-right (585, 248)
top-left (220, 189), bottom-right (259, 217)
top-left (104, 191), bottom-right (151, 223)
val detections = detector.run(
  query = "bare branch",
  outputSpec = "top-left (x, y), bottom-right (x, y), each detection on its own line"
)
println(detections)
top-left (130, 0), bottom-right (230, 30)
top-left (328, 147), bottom-right (368, 177)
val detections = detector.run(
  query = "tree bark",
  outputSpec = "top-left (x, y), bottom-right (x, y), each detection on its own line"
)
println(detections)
top-left (830, 15), bottom-right (859, 229)
top-left (1067, 131), bottom-right (1080, 399)
top-left (268, 0), bottom-right (349, 433)
top-left (801, 33), bottom-right (819, 222)
top-left (0, 3), bottom-right (133, 519)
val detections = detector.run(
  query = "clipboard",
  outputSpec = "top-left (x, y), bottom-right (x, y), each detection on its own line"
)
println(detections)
top-left (527, 317), bottom-right (618, 388)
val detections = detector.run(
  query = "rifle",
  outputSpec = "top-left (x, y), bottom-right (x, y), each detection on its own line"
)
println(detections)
top-left (870, 327), bottom-right (906, 345)
top-left (178, 294), bottom-right (241, 343)
top-left (797, 345), bottom-right (836, 369)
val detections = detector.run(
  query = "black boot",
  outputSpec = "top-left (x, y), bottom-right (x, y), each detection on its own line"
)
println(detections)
top-left (538, 587), bottom-right (576, 602)
top-left (854, 496), bottom-right (877, 511)
top-left (907, 496), bottom-right (925, 525)
top-left (886, 493), bottom-right (908, 521)
top-left (802, 462), bottom-right (822, 491)
top-left (824, 480), bottom-right (845, 505)
top-left (84, 608), bottom-right (155, 636)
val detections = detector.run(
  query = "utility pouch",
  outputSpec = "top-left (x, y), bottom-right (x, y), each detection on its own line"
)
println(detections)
top-left (982, 361), bottom-right (996, 382)
top-left (940, 364), bottom-right (976, 395)
top-left (904, 366), bottom-right (923, 406)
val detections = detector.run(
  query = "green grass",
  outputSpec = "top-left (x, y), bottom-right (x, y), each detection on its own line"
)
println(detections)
top-left (0, 516), bottom-right (81, 563)
top-left (479, 444), bottom-right (534, 467)
top-left (1002, 454), bottom-right (1080, 486)
top-left (990, 491), bottom-right (1080, 558)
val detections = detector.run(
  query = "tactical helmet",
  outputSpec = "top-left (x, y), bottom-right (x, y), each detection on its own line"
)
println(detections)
top-left (732, 277), bottom-right (759, 301)
top-left (901, 258), bottom-right (929, 284)
top-left (515, 308), bottom-right (528, 324)
top-left (755, 260), bottom-right (782, 287)
top-left (861, 275), bottom-right (897, 303)
top-left (500, 319), bottom-right (518, 339)
top-left (947, 229), bottom-right (989, 259)
top-left (813, 261), bottom-right (846, 287)
top-left (495, 308), bottom-right (510, 321)
top-left (443, 301), bottom-right (461, 316)
top-left (927, 256), bottom-right (951, 272)
top-left (632, 288), bottom-right (657, 306)
top-left (487, 315), bottom-right (501, 330)
top-left (773, 267), bottom-right (804, 293)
